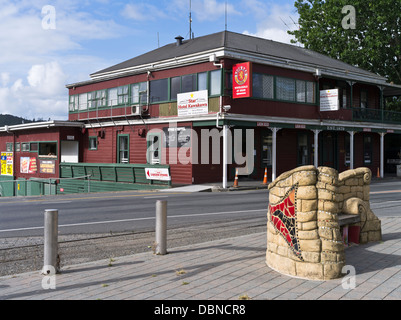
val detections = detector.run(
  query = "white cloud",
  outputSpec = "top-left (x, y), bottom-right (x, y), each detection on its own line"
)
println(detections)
top-left (242, 3), bottom-right (300, 45)
top-left (0, 62), bottom-right (68, 120)
top-left (122, 3), bottom-right (167, 21)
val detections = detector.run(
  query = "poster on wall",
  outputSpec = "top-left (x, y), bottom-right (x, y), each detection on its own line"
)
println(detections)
top-left (1, 152), bottom-right (13, 176)
top-left (163, 126), bottom-right (191, 148)
top-left (20, 157), bottom-right (37, 174)
top-left (320, 89), bottom-right (339, 111)
top-left (233, 62), bottom-right (252, 99)
top-left (145, 168), bottom-right (171, 181)
top-left (177, 90), bottom-right (208, 116)
top-left (40, 160), bottom-right (56, 174)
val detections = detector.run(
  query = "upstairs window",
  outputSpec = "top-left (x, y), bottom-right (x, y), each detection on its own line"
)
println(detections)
top-left (131, 82), bottom-right (147, 105)
top-left (253, 73), bottom-right (274, 99)
top-left (210, 69), bottom-right (222, 96)
top-left (276, 77), bottom-right (296, 102)
top-left (150, 78), bottom-right (168, 103)
top-left (88, 90), bottom-right (106, 108)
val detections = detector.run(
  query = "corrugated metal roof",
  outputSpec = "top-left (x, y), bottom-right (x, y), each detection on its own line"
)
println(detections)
top-left (90, 30), bottom-right (385, 81)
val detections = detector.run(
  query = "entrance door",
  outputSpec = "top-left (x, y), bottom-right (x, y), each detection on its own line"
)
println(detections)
top-left (61, 140), bottom-right (79, 163)
top-left (320, 132), bottom-right (338, 169)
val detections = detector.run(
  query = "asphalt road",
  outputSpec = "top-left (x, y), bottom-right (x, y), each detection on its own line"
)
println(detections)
top-left (1, 179), bottom-right (401, 276)
top-left (1, 180), bottom-right (401, 238)
top-left (0, 189), bottom-right (269, 238)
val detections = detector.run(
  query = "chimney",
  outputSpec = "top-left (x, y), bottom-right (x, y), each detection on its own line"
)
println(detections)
top-left (175, 35), bottom-right (184, 46)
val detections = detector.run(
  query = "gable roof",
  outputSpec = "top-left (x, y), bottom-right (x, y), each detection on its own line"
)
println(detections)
top-left (66, 30), bottom-right (392, 89)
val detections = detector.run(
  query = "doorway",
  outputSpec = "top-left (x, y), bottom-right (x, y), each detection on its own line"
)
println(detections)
top-left (320, 132), bottom-right (338, 170)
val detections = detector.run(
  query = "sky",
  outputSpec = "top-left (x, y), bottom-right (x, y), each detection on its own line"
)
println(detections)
top-left (0, 0), bottom-right (300, 121)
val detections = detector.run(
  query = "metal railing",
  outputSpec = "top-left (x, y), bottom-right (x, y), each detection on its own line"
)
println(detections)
top-left (352, 107), bottom-right (401, 124)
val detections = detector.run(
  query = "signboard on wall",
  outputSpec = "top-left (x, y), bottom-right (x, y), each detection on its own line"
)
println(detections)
top-left (320, 89), bottom-right (339, 111)
top-left (233, 62), bottom-right (252, 99)
top-left (145, 168), bottom-right (171, 181)
top-left (1, 152), bottom-right (13, 176)
top-left (20, 157), bottom-right (37, 174)
top-left (163, 126), bottom-right (191, 148)
top-left (40, 160), bottom-right (56, 174)
top-left (177, 90), bottom-right (208, 116)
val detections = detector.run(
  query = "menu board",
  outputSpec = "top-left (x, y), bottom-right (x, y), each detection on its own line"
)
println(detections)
top-left (20, 157), bottom-right (37, 174)
top-left (1, 152), bottom-right (13, 176)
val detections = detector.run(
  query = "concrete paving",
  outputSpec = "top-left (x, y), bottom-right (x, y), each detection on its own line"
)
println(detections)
top-left (1, 216), bottom-right (400, 301)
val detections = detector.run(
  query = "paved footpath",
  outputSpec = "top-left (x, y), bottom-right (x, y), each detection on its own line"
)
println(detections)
top-left (1, 216), bottom-right (401, 301)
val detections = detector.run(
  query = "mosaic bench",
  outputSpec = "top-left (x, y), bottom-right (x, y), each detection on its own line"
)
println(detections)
top-left (266, 166), bottom-right (382, 280)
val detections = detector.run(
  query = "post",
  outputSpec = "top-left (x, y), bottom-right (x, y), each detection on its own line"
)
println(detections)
top-left (349, 131), bottom-right (355, 170)
top-left (155, 200), bottom-right (167, 255)
top-left (42, 209), bottom-right (59, 274)
top-left (314, 130), bottom-right (321, 168)
top-left (380, 132), bottom-right (385, 178)
top-left (271, 127), bottom-right (281, 181)
top-left (222, 124), bottom-right (228, 189)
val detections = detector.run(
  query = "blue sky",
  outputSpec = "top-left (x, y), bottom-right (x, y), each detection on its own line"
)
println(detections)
top-left (0, 0), bottom-right (300, 120)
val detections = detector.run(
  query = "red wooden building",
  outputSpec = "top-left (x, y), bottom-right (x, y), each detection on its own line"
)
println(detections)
top-left (2, 31), bottom-right (401, 194)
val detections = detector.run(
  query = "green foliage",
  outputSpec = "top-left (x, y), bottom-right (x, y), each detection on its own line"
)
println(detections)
top-left (289, 0), bottom-right (401, 85)
top-left (0, 114), bottom-right (33, 126)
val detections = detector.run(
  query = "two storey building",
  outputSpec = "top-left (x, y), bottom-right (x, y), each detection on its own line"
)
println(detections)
top-left (2, 31), bottom-right (401, 195)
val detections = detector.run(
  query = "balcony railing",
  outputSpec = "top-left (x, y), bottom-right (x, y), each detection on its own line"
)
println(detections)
top-left (352, 107), bottom-right (401, 124)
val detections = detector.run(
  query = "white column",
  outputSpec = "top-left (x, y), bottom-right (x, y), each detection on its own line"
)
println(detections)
top-left (313, 130), bottom-right (321, 168)
top-left (349, 131), bottom-right (355, 170)
top-left (380, 132), bottom-right (385, 178)
top-left (222, 124), bottom-right (228, 188)
top-left (271, 127), bottom-right (281, 181)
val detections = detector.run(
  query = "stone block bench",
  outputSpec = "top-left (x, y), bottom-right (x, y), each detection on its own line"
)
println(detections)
top-left (266, 166), bottom-right (382, 280)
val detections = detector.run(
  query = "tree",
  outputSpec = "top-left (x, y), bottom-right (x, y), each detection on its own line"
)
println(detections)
top-left (289, 0), bottom-right (401, 85)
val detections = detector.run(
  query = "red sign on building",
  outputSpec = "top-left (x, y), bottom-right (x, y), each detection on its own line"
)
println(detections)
top-left (233, 62), bottom-right (252, 99)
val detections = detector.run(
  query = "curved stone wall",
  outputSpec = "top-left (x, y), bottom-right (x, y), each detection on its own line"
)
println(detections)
top-left (266, 166), bottom-right (381, 280)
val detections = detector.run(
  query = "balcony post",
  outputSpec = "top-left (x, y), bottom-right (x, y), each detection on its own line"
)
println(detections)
top-left (380, 132), bottom-right (385, 178)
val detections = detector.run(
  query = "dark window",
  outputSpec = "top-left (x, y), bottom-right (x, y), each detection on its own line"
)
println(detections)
top-left (170, 77), bottom-right (181, 101)
top-left (181, 74), bottom-right (197, 93)
top-left (150, 79), bottom-right (168, 103)
top-left (297, 133), bottom-right (310, 165)
top-left (363, 135), bottom-right (372, 164)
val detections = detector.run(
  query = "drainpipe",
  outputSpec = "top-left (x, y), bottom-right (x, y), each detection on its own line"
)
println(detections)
top-left (211, 55), bottom-right (227, 188)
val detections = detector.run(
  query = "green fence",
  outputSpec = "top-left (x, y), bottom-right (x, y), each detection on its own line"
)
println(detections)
top-left (0, 177), bottom-right (57, 197)
top-left (58, 163), bottom-right (171, 194)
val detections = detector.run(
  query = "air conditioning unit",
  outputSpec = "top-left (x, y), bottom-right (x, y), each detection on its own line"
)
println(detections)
top-left (130, 105), bottom-right (142, 115)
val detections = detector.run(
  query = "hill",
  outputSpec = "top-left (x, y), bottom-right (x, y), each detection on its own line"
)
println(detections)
top-left (0, 114), bottom-right (34, 127)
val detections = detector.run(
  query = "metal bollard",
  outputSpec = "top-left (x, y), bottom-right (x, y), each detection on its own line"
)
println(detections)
top-left (42, 209), bottom-right (59, 275)
top-left (155, 200), bottom-right (167, 255)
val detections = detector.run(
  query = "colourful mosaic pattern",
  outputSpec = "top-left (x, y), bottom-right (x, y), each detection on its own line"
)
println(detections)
top-left (269, 185), bottom-right (303, 261)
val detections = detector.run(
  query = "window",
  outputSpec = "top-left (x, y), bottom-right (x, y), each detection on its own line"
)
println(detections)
top-left (118, 135), bottom-right (129, 163)
top-left (261, 131), bottom-right (272, 167)
top-left (296, 80), bottom-right (306, 103)
top-left (342, 88), bottom-right (348, 108)
top-left (131, 82), bottom-right (147, 105)
top-left (363, 135), bottom-right (372, 165)
top-left (118, 85), bottom-right (129, 105)
top-left (6, 143), bottom-right (13, 152)
top-left (30, 142), bottom-right (38, 152)
top-left (360, 90), bottom-right (368, 108)
top-left (150, 78), bottom-right (168, 102)
top-left (89, 137), bottom-right (97, 150)
top-left (89, 90), bottom-right (106, 108)
top-left (108, 87), bottom-right (118, 106)
top-left (22, 143), bottom-right (30, 152)
top-left (147, 133), bottom-right (161, 164)
top-left (69, 95), bottom-right (78, 111)
top-left (345, 134), bottom-right (350, 166)
top-left (15, 143), bottom-right (20, 152)
top-left (181, 74), bottom-right (197, 93)
top-left (198, 72), bottom-right (207, 91)
top-left (39, 142), bottom-right (57, 157)
top-left (297, 133), bottom-right (310, 165)
top-left (306, 81), bottom-right (315, 103)
top-left (276, 77), bottom-right (295, 101)
top-left (78, 93), bottom-right (88, 110)
top-left (210, 69), bottom-right (222, 96)
top-left (253, 74), bottom-right (274, 99)
top-left (170, 76), bottom-right (181, 101)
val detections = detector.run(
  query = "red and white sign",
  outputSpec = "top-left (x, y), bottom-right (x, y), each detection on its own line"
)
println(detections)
top-left (145, 168), bottom-right (171, 181)
top-left (233, 62), bottom-right (252, 99)
top-left (177, 90), bottom-right (208, 116)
